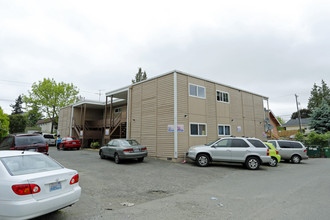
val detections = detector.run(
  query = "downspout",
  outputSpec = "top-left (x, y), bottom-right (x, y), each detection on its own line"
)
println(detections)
top-left (174, 71), bottom-right (178, 159)
top-left (70, 105), bottom-right (74, 136)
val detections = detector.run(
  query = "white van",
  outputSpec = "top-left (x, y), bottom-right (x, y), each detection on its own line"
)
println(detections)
top-left (43, 134), bottom-right (56, 146)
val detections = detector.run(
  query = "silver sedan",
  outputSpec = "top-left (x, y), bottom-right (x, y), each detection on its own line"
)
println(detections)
top-left (99, 139), bottom-right (148, 164)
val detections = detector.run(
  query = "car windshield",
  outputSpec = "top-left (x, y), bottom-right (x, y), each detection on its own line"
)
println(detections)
top-left (205, 139), bottom-right (220, 146)
top-left (15, 136), bottom-right (46, 146)
top-left (120, 140), bottom-right (140, 146)
top-left (0, 154), bottom-right (63, 176)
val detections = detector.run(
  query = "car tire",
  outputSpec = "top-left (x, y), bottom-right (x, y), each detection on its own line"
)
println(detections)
top-left (114, 153), bottom-right (121, 164)
top-left (100, 150), bottom-right (105, 159)
top-left (269, 157), bottom-right (278, 167)
top-left (196, 154), bottom-right (210, 167)
top-left (291, 155), bottom-right (301, 164)
top-left (246, 156), bottom-right (260, 170)
top-left (137, 157), bottom-right (144, 162)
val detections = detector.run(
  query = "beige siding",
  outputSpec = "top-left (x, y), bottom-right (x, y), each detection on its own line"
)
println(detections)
top-left (156, 75), bottom-right (174, 158)
top-left (176, 74), bottom-right (189, 157)
top-left (206, 82), bottom-right (217, 142)
top-left (58, 106), bottom-right (72, 137)
top-left (131, 84), bottom-right (142, 142)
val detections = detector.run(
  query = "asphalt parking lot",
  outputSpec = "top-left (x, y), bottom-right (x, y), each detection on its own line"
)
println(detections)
top-left (34, 147), bottom-right (330, 220)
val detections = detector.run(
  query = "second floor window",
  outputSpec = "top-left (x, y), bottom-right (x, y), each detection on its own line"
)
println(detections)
top-left (189, 84), bottom-right (206, 99)
top-left (217, 91), bottom-right (229, 103)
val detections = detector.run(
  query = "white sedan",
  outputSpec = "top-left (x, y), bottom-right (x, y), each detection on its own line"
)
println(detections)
top-left (0, 151), bottom-right (81, 220)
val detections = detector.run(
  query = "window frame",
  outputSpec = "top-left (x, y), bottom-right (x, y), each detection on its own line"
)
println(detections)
top-left (189, 83), bottom-right (206, 99)
top-left (218, 124), bottom-right (231, 136)
top-left (216, 90), bottom-right (230, 103)
top-left (190, 123), bottom-right (207, 136)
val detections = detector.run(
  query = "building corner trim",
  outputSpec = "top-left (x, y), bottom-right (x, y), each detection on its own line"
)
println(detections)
top-left (174, 71), bottom-right (178, 158)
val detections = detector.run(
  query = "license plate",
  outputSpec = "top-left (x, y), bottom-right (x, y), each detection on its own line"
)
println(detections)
top-left (28, 148), bottom-right (37, 152)
top-left (49, 182), bottom-right (62, 192)
top-left (73, 142), bottom-right (76, 144)
top-left (134, 149), bottom-right (140, 153)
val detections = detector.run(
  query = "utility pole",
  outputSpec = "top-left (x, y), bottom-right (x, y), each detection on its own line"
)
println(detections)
top-left (295, 94), bottom-right (302, 133)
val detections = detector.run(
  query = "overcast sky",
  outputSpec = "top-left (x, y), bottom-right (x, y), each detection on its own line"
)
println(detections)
top-left (0, 0), bottom-right (329, 121)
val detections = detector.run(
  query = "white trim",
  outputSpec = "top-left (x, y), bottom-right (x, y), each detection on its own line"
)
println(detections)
top-left (174, 72), bottom-right (178, 158)
top-left (189, 83), bottom-right (206, 99)
top-left (216, 90), bottom-right (230, 104)
top-left (126, 87), bottom-right (130, 139)
top-left (189, 122), bottom-right (207, 136)
top-left (218, 124), bottom-right (231, 136)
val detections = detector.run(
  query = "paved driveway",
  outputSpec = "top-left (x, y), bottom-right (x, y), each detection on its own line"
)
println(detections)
top-left (34, 147), bottom-right (330, 220)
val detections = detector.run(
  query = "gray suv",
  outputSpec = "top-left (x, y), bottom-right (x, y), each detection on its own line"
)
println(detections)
top-left (267, 140), bottom-right (308, 164)
top-left (187, 137), bottom-right (271, 170)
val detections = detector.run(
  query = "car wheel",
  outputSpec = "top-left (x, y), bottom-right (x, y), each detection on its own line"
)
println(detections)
top-left (100, 150), bottom-right (105, 159)
top-left (61, 144), bottom-right (65, 150)
top-left (269, 157), bottom-right (278, 167)
top-left (114, 153), bottom-right (121, 164)
top-left (196, 154), bottom-right (210, 167)
top-left (246, 156), bottom-right (260, 170)
top-left (291, 155), bottom-right (301, 164)
top-left (137, 157), bottom-right (144, 162)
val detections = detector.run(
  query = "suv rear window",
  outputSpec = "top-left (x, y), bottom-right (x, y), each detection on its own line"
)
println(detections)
top-left (15, 136), bottom-right (46, 146)
top-left (43, 134), bottom-right (55, 139)
top-left (231, 139), bottom-right (249, 148)
top-left (247, 139), bottom-right (266, 148)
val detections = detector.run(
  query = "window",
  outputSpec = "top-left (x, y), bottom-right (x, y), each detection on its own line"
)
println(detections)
top-left (190, 123), bottom-right (207, 136)
top-left (231, 139), bottom-right (249, 148)
top-left (114, 108), bottom-right (122, 113)
top-left (291, 142), bottom-right (303, 148)
top-left (278, 141), bottom-right (291, 148)
top-left (214, 139), bottom-right (230, 147)
top-left (247, 139), bottom-right (266, 148)
top-left (189, 84), bottom-right (206, 99)
top-left (217, 91), bottom-right (229, 103)
top-left (218, 125), bottom-right (231, 136)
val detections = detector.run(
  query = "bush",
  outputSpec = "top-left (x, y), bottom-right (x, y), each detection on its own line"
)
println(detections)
top-left (90, 142), bottom-right (100, 149)
top-left (297, 131), bottom-right (330, 148)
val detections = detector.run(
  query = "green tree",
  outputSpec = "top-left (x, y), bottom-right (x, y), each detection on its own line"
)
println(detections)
top-left (305, 131), bottom-right (330, 148)
top-left (276, 116), bottom-right (285, 131)
top-left (0, 107), bottom-right (9, 139)
top-left (10, 95), bottom-right (24, 115)
top-left (26, 103), bottom-right (43, 127)
top-left (295, 132), bottom-right (305, 143)
top-left (132, 68), bottom-right (147, 84)
top-left (24, 78), bottom-right (79, 133)
top-left (9, 114), bottom-right (27, 134)
top-left (309, 99), bottom-right (330, 134)
top-left (307, 80), bottom-right (330, 111)
top-left (291, 108), bottom-right (312, 119)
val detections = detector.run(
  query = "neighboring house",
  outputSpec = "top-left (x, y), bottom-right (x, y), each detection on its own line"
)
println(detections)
top-left (58, 70), bottom-right (269, 161)
top-left (265, 110), bottom-right (281, 139)
top-left (282, 118), bottom-right (312, 133)
top-left (36, 118), bottom-right (53, 134)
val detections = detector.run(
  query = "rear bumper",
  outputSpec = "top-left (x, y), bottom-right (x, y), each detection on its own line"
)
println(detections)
top-left (120, 151), bottom-right (148, 159)
top-left (0, 185), bottom-right (81, 220)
